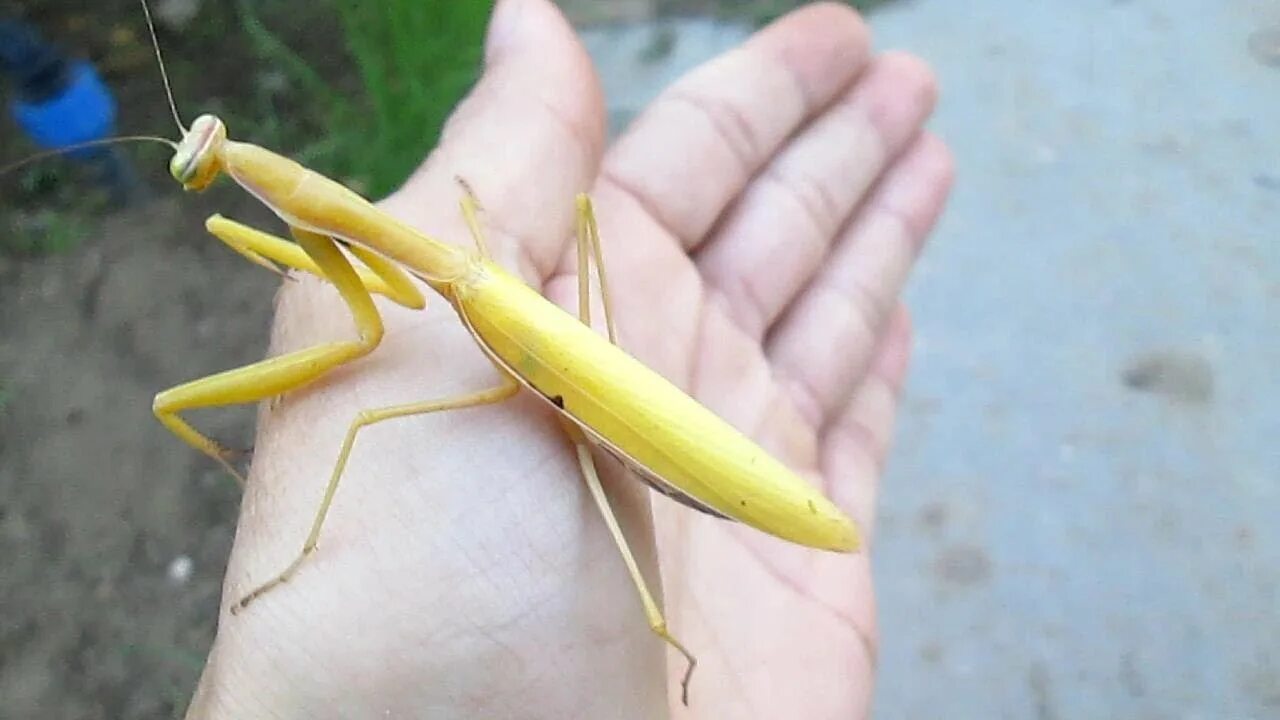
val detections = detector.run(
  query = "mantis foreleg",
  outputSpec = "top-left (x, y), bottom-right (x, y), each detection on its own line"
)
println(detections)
top-left (205, 214), bottom-right (425, 307)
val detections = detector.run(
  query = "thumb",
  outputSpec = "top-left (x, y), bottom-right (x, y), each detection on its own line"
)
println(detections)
top-left (382, 0), bottom-right (607, 281)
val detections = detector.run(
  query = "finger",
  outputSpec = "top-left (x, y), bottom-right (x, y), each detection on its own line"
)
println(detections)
top-left (380, 0), bottom-right (606, 283)
top-left (822, 303), bottom-right (913, 539)
top-left (595, 3), bottom-right (870, 253)
top-left (697, 52), bottom-right (939, 339)
top-left (768, 131), bottom-right (953, 426)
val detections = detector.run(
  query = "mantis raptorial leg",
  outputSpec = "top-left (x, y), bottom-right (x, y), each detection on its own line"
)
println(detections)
top-left (152, 218), bottom-right (424, 484)
top-left (204, 215), bottom-right (422, 305)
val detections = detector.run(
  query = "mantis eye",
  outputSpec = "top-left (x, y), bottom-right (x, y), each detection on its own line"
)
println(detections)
top-left (170, 114), bottom-right (226, 190)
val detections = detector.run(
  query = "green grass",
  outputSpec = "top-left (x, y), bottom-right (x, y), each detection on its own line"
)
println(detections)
top-left (3, 164), bottom-right (93, 256)
top-left (238, 0), bottom-right (492, 197)
top-left (7, 210), bottom-right (88, 255)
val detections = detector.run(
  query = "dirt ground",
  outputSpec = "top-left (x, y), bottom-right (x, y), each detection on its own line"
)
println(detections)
top-left (0, 196), bottom-right (277, 717)
top-left (0, 1), bottom-right (841, 717)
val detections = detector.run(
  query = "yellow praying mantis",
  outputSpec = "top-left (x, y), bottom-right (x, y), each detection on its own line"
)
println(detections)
top-left (40, 0), bottom-right (866, 705)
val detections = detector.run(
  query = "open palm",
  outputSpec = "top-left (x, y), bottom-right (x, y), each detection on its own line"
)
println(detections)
top-left (186, 1), bottom-right (951, 718)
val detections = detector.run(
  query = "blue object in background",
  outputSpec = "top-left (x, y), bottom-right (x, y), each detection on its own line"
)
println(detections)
top-left (12, 61), bottom-right (117, 157)
top-left (1, 18), bottom-right (140, 205)
top-left (0, 19), bottom-right (116, 151)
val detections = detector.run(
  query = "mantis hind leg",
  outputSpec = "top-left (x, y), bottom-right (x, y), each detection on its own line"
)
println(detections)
top-left (453, 184), bottom-right (697, 702)
top-left (153, 225), bottom-right (398, 484)
top-left (569, 430), bottom-right (697, 706)
top-left (571, 193), bottom-right (696, 705)
top-left (573, 193), bottom-right (619, 344)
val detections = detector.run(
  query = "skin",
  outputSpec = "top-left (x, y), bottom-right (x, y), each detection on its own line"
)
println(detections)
top-left (184, 1), bottom-right (952, 718)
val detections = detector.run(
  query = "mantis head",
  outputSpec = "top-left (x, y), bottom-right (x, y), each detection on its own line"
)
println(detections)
top-left (170, 114), bottom-right (226, 191)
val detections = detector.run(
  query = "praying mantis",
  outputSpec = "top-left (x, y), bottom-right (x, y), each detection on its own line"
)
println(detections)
top-left (73, 0), bottom-right (866, 705)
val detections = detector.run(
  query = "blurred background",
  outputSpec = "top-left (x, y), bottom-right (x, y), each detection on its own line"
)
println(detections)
top-left (0, 0), bottom-right (1275, 717)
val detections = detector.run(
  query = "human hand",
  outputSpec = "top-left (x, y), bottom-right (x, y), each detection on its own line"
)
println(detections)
top-left (185, 1), bottom-right (950, 718)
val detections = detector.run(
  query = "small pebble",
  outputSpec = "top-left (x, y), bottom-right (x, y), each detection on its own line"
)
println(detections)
top-left (1121, 350), bottom-right (1214, 404)
top-left (154, 0), bottom-right (203, 31)
top-left (167, 555), bottom-right (194, 585)
top-left (1249, 26), bottom-right (1280, 67)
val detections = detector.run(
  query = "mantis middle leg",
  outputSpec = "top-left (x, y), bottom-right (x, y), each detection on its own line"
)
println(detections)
top-left (153, 220), bottom-right (421, 484)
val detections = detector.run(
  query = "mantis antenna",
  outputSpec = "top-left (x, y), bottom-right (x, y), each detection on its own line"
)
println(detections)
top-left (138, 0), bottom-right (186, 133)
top-left (0, 136), bottom-right (178, 178)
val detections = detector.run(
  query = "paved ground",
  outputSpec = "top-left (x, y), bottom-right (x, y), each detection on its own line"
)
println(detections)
top-left (868, 2), bottom-right (1277, 717)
